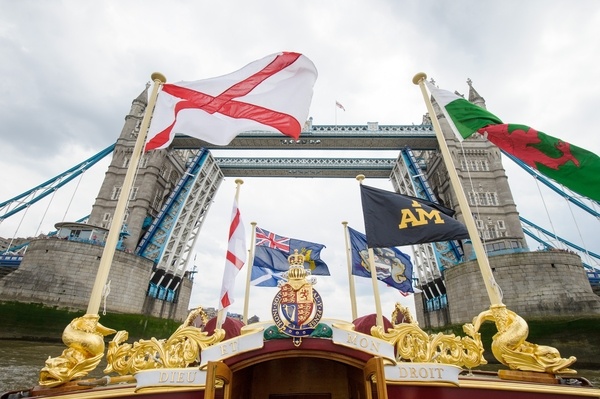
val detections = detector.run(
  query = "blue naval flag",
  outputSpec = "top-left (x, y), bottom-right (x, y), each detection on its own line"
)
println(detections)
top-left (251, 227), bottom-right (330, 287)
top-left (348, 226), bottom-right (414, 294)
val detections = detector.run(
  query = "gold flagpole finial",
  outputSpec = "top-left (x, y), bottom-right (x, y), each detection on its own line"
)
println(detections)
top-left (412, 72), bottom-right (427, 85)
top-left (356, 174), bottom-right (365, 183)
top-left (151, 72), bottom-right (167, 83)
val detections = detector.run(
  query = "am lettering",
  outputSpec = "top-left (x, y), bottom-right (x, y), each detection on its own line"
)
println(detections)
top-left (399, 200), bottom-right (444, 229)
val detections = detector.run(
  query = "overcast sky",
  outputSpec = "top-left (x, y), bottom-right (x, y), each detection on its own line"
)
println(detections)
top-left (1, 1), bottom-right (599, 322)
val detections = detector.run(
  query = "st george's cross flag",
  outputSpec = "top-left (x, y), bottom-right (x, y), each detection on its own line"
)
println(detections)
top-left (219, 197), bottom-right (246, 310)
top-left (145, 52), bottom-right (318, 151)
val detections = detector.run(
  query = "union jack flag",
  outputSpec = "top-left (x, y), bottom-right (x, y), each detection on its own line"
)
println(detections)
top-left (256, 227), bottom-right (290, 252)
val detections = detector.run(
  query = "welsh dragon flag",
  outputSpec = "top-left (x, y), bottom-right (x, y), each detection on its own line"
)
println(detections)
top-left (425, 80), bottom-right (600, 202)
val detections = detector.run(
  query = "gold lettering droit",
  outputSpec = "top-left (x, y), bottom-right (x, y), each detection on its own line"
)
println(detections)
top-left (398, 366), bottom-right (444, 379)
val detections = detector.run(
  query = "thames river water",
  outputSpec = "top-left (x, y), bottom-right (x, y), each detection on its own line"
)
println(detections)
top-left (1, 340), bottom-right (599, 393)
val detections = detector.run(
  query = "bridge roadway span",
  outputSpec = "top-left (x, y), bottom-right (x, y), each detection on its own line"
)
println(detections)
top-left (171, 124), bottom-right (437, 178)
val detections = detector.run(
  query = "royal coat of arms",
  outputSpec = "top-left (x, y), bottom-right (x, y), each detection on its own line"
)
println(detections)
top-left (271, 250), bottom-right (323, 341)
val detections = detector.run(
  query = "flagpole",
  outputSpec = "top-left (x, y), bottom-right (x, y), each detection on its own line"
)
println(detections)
top-left (334, 102), bottom-right (338, 130)
top-left (243, 222), bottom-right (257, 324)
top-left (413, 73), bottom-right (503, 306)
top-left (217, 179), bottom-right (244, 329)
top-left (342, 221), bottom-right (358, 320)
top-left (86, 72), bottom-right (166, 315)
top-left (356, 174), bottom-right (384, 327)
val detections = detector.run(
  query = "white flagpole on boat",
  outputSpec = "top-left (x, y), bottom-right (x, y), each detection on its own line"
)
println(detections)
top-left (356, 174), bottom-right (384, 327)
top-left (342, 221), bottom-right (358, 320)
top-left (243, 222), bottom-right (257, 324)
top-left (413, 73), bottom-right (503, 306)
top-left (86, 73), bottom-right (166, 315)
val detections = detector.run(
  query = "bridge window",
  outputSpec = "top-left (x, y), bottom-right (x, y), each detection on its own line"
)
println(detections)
top-left (486, 192), bottom-right (499, 206)
top-left (460, 158), bottom-right (489, 172)
top-left (146, 282), bottom-right (179, 303)
top-left (169, 170), bottom-right (179, 187)
top-left (483, 225), bottom-right (498, 239)
top-left (152, 190), bottom-right (162, 211)
top-left (468, 191), bottom-right (499, 206)
top-left (111, 186), bottom-right (122, 200)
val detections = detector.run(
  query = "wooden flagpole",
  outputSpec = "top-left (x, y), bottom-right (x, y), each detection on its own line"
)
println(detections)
top-left (243, 221), bottom-right (257, 324)
top-left (86, 73), bottom-right (166, 315)
top-left (342, 221), bottom-right (358, 320)
top-left (356, 174), bottom-right (384, 327)
top-left (413, 73), bottom-right (504, 306)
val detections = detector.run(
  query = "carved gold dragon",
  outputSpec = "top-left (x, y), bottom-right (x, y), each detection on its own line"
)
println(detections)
top-left (373, 303), bottom-right (576, 374)
top-left (472, 304), bottom-right (576, 374)
top-left (39, 314), bottom-right (116, 387)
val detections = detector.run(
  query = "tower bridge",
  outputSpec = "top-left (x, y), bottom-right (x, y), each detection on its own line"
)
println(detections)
top-left (172, 123), bottom-right (437, 151)
top-left (1, 83), bottom-right (599, 325)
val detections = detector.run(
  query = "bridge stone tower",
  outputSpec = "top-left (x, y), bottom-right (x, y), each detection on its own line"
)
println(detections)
top-left (425, 80), bottom-right (528, 258)
top-left (89, 85), bottom-right (192, 252)
top-left (406, 80), bottom-right (599, 328)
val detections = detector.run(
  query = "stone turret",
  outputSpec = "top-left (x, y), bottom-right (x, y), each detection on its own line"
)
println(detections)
top-left (425, 79), bottom-right (528, 259)
top-left (88, 85), bottom-right (189, 252)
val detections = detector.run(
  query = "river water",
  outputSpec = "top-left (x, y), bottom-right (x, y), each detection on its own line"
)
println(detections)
top-left (1, 340), bottom-right (599, 393)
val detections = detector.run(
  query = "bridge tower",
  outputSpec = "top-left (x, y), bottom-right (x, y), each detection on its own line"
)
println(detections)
top-left (428, 80), bottom-right (528, 257)
top-left (88, 85), bottom-right (205, 252)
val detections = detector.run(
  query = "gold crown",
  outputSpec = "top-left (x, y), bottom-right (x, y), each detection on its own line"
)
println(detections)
top-left (287, 249), bottom-right (307, 280)
top-left (288, 249), bottom-right (305, 266)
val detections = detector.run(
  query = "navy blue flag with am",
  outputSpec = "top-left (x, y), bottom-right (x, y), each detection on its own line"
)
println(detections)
top-left (359, 184), bottom-right (469, 248)
top-left (251, 227), bottom-right (330, 287)
top-left (348, 226), bottom-right (414, 294)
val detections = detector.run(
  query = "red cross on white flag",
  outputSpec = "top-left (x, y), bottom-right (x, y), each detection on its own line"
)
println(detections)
top-left (145, 52), bottom-right (318, 151)
top-left (219, 196), bottom-right (246, 310)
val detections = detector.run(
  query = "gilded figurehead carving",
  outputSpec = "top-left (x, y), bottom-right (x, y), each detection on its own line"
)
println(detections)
top-left (39, 314), bottom-right (116, 387)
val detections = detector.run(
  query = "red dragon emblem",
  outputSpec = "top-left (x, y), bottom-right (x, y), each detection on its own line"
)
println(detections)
top-left (478, 124), bottom-right (580, 170)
